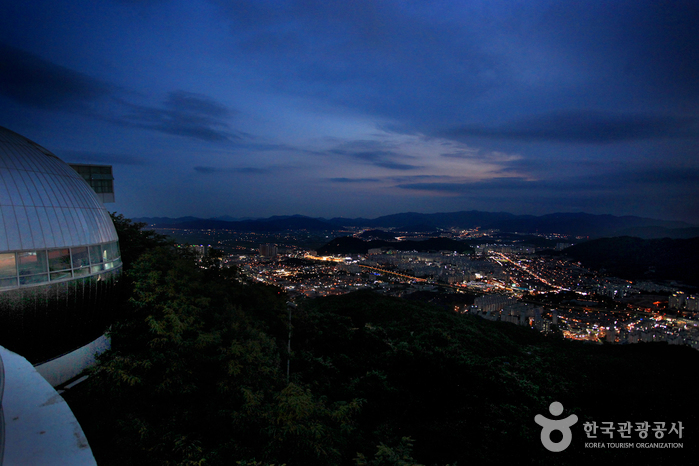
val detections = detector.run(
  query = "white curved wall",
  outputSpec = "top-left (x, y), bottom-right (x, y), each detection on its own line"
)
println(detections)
top-left (0, 126), bottom-right (117, 251)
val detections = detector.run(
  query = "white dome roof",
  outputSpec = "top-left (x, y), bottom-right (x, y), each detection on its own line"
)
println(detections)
top-left (0, 126), bottom-right (118, 251)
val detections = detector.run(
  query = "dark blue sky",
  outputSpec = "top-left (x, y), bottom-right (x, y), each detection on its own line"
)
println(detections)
top-left (1, 1), bottom-right (698, 222)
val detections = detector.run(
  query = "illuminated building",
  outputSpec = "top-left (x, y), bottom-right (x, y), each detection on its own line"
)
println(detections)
top-left (0, 126), bottom-right (122, 366)
top-left (0, 126), bottom-right (124, 464)
top-left (259, 243), bottom-right (278, 258)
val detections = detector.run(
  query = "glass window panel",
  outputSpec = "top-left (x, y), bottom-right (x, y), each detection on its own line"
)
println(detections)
top-left (10, 170), bottom-right (32, 204)
top-left (25, 173), bottom-right (44, 205)
top-left (91, 264), bottom-right (105, 274)
top-left (0, 253), bottom-right (16, 278)
top-left (18, 251), bottom-right (48, 275)
top-left (44, 207), bottom-right (66, 246)
top-left (1, 205), bottom-right (21, 251)
top-left (73, 267), bottom-right (90, 277)
top-left (54, 208), bottom-right (71, 242)
top-left (20, 274), bottom-right (49, 285)
top-left (33, 172), bottom-right (53, 207)
top-left (71, 247), bottom-right (90, 268)
top-left (62, 208), bottom-right (81, 244)
top-left (47, 173), bottom-right (69, 208)
top-left (89, 245), bottom-right (103, 264)
top-left (0, 170), bottom-right (13, 205)
top-left (0, 170), bottom-right (22, 205)
top-left (0, 208), bottom-right (7, 251)
top-left (48, 248), bottom-right (71, 271)
top-left (74, 209), bottom-right (89, 237)
top-left (50, 271), bottom-right (72, 281)
top-left (105, 242), bottom-right (118, 261)
top-left (35, 207), bottom-right (55, 249)
top-left (25, 206), bottom-right (45, 249)
top-left (13, 206), bottom-right (33, 250)
top-left (0, 277), bottom-right (17, 289)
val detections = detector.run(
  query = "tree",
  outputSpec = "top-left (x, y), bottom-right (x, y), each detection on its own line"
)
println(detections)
top-left (110, 212), bottom-right (171, 272)
top-left (82, 238), bottom-right (362, 465)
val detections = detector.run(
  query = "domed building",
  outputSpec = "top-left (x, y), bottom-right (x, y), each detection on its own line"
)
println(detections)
top-left (0, 126), bottom-right (122, 365)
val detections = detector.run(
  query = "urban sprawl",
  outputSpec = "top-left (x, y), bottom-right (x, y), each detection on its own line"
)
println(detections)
top-left (163, 227), bottom-right (699, 351)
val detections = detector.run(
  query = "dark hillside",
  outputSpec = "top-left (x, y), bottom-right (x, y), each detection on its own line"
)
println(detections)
top-left (292, 290), bottom-right (699, 465)
top-left (64, 222), bottom-right (699, 466)
top-left (564, 236), bottom-right (699, 287)
top-left (317, 236), bottom-right (473, 255)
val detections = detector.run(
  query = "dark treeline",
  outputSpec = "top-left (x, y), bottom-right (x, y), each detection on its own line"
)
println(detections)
top-left (64, 216), bottom-right (699, 465)
top-left (564, 236), bottom-right (699, 287)
top-left (317, 236), bottom-right (474, 255)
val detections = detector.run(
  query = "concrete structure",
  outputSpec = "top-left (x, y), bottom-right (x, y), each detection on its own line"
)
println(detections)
top-left (68, 164), bottom-right (115, 204)
top-left (0, 346), bottom-right (97, 465)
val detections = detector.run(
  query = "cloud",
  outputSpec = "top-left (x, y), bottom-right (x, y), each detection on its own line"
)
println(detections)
top-left (0, 43), bottom-right (114, 110)
top-left (397, 177), bottom-right (539, 195)
top-left (328, 177), bottom-right (381, 183)
top-left (193, 165), bottom-right (270, 174)
top-left (59, 150), bottom-right (147, 166)
top-left (445, 111), bottom-right (698, 144)
top-left (396, 166), bottom-right (699, 202)
top-left (210, 1), bottom-right (699, 139)
top-left (440, 149), bottom-right (480, 159)
top-left (122, 91), bottom-right (237, 142)
top-left (327, 140), bottom-right (421, 170)
top-left (388, 174), bottom-right (454, 183)
top-left (372, 160), bottom-right (420, 170)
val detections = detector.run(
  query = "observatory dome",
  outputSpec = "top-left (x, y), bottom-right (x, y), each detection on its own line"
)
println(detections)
top-left (0, 126), bottom-right (122, 363)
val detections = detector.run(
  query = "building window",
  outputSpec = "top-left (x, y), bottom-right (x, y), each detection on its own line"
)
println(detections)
top-left (0, 241), bottom-right (121, 289)
top-left (0, 252), bottom-right (17, 288)
top-left (89, 245), bottom-right (104, 264)
top-left (71, 246), bottom-right (90, 269)
top-left (18, 251), bottom-right (48, 276)
top-left (48, 248), bottom-right (71, 271)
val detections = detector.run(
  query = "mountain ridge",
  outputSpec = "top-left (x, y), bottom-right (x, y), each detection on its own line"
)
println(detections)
top-left (132, 211), bottom-right (697, 238)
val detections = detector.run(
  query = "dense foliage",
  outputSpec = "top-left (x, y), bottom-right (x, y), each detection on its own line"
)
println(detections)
top-left (65, 216), bottom-right (699, 465)
top-left (564, 236), bottom-right (699, 287)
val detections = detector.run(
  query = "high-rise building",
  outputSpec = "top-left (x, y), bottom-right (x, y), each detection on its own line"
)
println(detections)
top-left (68, 163), bottom-right (115, 203)
top-left (669, 292), bottom-right (686, 309)
top-left (259, 243), bottom-right (278, 258)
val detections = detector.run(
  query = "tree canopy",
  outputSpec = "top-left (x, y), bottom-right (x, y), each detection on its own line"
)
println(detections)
top-left (64, 215), bottom-right (699, 465)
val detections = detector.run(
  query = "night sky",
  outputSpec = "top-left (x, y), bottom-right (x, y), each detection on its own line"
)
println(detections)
top-left (1, 1), bottom-right (698, 223)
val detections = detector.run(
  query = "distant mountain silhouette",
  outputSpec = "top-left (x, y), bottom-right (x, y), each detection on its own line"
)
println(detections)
top-left (132, 216), bottom-right (200, 225)
top-left (152, 216), bottom-right (336, 232)
top-left (392, 222), bottom-right (439, 233)
top-left (136, 211), bottom-right (696, 237)
top-left (326, 211), bottom-right (693, 237)
top-left (357, 229), bottom-right (398, 240)
top-left (612, 226), bottom-right (699, 239)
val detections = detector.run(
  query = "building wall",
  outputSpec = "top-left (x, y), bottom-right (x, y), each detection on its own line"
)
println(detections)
top-left (0, 126), bottom-right (122, 365)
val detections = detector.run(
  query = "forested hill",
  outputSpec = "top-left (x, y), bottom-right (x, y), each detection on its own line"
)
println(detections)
top-left (135, 210), bottom-right (698, 238)
top-left (564, 236), bottom-right (699, 287)
top-left (62, 216), bottom-right (699, 465)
